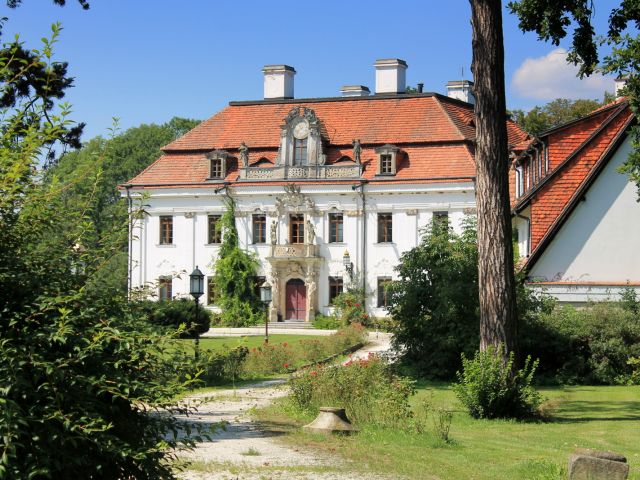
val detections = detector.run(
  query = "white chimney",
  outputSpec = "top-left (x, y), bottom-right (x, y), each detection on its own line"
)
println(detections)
top-left (615, 76), bottom-right (627, 98)
top-left (374, 58), bottom-right (407, 94)
top-left (340, 85), bottom-right (370, 97)
top-left (446, 80), bottom-right (475, 105)
top-left (262, 64), bottom-right (296, 100)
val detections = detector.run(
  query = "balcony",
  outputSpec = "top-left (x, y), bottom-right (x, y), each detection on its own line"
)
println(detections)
top-left (239, 164), bottom-right (362, 181)
top-left (269, 243), bottom-right (319, 259)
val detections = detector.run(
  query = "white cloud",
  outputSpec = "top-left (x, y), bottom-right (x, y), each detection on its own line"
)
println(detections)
top-left (511, 48), bottom-right (614, 101)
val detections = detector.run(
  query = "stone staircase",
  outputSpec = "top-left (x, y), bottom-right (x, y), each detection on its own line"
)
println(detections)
top-left (267, 319), bottom-right (314, 329)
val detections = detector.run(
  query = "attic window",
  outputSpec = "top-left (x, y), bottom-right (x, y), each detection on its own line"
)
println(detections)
top-left (375, 144), bottom-right (400, 176)
top-left (206, 150), bottom-right (228, 179)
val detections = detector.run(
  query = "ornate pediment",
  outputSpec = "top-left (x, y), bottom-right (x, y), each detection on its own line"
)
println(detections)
top-left (275, 183), bottom-right (318, 215)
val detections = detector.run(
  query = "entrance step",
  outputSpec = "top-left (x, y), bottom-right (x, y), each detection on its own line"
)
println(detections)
top-left (268, 321), bottom-right (314, 329)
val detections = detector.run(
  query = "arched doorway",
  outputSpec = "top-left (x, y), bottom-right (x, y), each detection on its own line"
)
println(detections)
top-left (285, 278), bottom-right (306, 320)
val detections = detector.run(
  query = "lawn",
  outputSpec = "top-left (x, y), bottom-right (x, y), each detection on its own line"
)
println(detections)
top-left (257, 382), bottom-right (640, 480)
top-left (175, 334), bottom-right (326, 354)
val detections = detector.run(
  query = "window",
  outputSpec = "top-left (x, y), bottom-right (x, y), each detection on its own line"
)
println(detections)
top-left (252, 214), bottom-right (266, 244)
top-left (293, 137), bottom-right (308, 166)
top-left (210, 158), bottom-right (223, 178)
top-left (208, 215), bottom-right (221, 244)
top-left (377, 277), bottom-right (392, 308)
top-left (290, 214), bottom-right (305, 244)
top-left (329, 276), bottom-right (343, 304)
top-left (375, 144), bottom-right (399, 175)
top-left (329, 213), bottom-right (343, 243)
top-left (377, 213), bottom-right (393, 243)
top-left (433, 211), bottom-right (449, 231)
top-left (159, 216), bottom-right (173, 245)
top-left (380, 154), bottom-right (393, 174)
top-left (158, 276), bottom-right (172, 301)
top-left (207, 277), bottom-right (216, 306)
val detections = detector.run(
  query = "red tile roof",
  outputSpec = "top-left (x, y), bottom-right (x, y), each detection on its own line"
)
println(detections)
top-left (127, 93), bottom-right (526, 188)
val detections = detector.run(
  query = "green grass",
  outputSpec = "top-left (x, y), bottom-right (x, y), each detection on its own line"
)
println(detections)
top-left (256, 382), bottom-right (640, 480)
top-left (175, 334), bottom-right (326, 354)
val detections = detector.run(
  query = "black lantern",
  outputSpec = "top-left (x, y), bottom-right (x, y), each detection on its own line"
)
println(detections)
top-left (189, 266), bottom-right (204, 299)
top-left (260, 280), bottom-right (272, 343)
top-left (343, 250), bottom-right (354, 281)
top-left (189, 266), bottom-right (205, 359)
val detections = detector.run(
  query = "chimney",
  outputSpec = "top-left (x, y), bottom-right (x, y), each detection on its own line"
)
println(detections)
top-left (262, 64), bottom-right (296, 100)
top-left (374, 58), bottom-right (407, 94)
top-left (446, 80), bottom-right (475, 105)
top-left (340, 85), bottom-right (370, 97)
top-left (615, 76), bottom-right (627, 98)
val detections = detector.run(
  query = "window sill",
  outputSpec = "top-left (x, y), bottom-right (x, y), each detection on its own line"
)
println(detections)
top-left (327, 241), bottom-right (346, 245)
top-left (205, 243), bottom-right (221, 247)
top-left (251, 243), bottom-right (268, 246)
top-left (156, 244), bottom-right (176, 248)
top-left (374, 242), bottom-right (395, 245)
top-left (375, 173), bottom-right (396, 177)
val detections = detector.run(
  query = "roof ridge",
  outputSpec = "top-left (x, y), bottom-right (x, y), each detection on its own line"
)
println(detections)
top-left (433, 95), bottom-right (468, 141)
top-left (535, 99), bottom-right (627, 137)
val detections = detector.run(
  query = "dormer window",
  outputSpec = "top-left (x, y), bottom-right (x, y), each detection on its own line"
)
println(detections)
top-left (293, 137), bottom-right (308, 165)
top-left (375, 144), bottom-right (399, 176)
top-left (206, 150), bottom-right (228, 179)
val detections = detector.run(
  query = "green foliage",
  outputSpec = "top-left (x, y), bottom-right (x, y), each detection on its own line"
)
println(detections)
top-left (289, 355), bottom-right (416, 428)
top-left (520, 302), bottom-right (640, 384)
top-left (620, 284), bottom-right (640, 314)
top-left (136, 298), bottom-right (212, 337)
top-left (509, 98), bottom-right (603, 135)
top-left (181, 346), bottom-right (249, 386)
top-left (0, 30), bottom-right (197, 479)
top-left (210, 196), bottom-right (263, 326)
top-left (332, 287), bottom-right (369, 325)
top-left (453, 348), bottom-right (542, 420)
top-left (312, 313), bottom-right (344, 329)
top-left (626, 357), bottom-right (640, 385)
top-left (386, 217), bottom-right (480, 378)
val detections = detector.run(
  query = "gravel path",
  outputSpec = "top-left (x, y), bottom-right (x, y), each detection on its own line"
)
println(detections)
top-left (176, 332), bottom-right (393, 480)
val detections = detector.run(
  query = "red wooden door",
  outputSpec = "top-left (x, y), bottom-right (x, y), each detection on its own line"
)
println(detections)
top-left (285, 279), bottom-right (306, 320)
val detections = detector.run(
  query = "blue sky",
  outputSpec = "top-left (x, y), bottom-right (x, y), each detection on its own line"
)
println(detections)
top-left (5, 0), bottom-right (623, 140)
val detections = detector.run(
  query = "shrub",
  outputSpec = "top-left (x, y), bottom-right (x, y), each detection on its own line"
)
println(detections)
top-left (312, 313), bottom-right (344, 329)
top-left (289, 355), bottom-right (415, 428)
top-left (140, 298), bottom-right (211, 337)
top-left (175, 346), bottom-right (249, 386)
top-left (332, 287), bottom-right (370, 325)
top-left (453, 347), bottom-right (542, 419)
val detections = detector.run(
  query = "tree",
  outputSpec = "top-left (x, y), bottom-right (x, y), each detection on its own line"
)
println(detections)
top-left (469, 0), bottom-right (519, 357)
top-left (510, 97), bottom-right (604, 135)
top-left (0, 27), bottom-right (197, 480)
top-left (210, 195), bottom-right (263, 326)
top-left (508, 0), bottom-right (640, 196)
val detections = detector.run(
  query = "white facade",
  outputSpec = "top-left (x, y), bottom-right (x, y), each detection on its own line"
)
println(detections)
top-left (526, 137), bottom-right (640, 301)
top-left (129, 182), bottom-right (476, 318)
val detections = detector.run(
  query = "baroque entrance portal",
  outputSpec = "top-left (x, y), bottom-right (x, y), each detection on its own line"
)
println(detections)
top-left (285, 279), bottom-right (306, 320)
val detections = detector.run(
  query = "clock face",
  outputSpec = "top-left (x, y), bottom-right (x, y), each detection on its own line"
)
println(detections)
top-left (293, 122), bottom-right (309, 139)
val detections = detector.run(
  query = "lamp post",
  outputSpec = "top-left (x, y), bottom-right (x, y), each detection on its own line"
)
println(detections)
top-left (189, 266), bottom-right (204, 360)
top-left (343, 250), bottom-right (354, 282)
top-left (259, 280), bottom-right (272, 344)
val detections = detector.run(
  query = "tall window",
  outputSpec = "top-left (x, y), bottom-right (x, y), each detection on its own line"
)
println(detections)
top-left (293, 138), bottom-right (307, 166)
top-left (329, 213), bottom-right (343, 243)
top-left (159, 216), bottom-right (173, 244)
top-left (207, 277), bottom-right (216, 306)
top-left (329, 277), bottom-right (344, 304)
top-left (252, 214), bottom-right (266, 244)
top-left (380, 154), bottom-right (393, 174)
top-left (377, 213), bottom-right (393, 243)
top-left (158, 276), bottom-right (172, 301)
top-left (377, 277), bottom-right (392, 308)
top-left (290, 214), bottom-right (305, 244)
top-left (210, 158), bottom-right (223, 178)
top-left (208, 215), bottom-right (221, 244)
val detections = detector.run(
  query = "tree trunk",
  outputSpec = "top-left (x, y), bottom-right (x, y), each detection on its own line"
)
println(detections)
top-left (469, 0), bottom-right (518, 356)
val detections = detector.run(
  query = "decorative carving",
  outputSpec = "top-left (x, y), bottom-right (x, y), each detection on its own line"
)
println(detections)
top-left (184, 212), bottom-right (195, 219)
top-left (405, 209), bottom-right (418, 216)
top-left (352, 139), bottom-right (361, 164)
top-left (238, 141), bottom-right (249, 168)
top-left (270, 221), bottom-right (277, 245)
top-left (345, 210), bottom-right (361, 217)
top-left (288, 167), bottom-right (307, 178)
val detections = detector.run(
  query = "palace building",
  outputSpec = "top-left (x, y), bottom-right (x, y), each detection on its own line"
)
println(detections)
top-left (122, 58), bottom-right (530, 322)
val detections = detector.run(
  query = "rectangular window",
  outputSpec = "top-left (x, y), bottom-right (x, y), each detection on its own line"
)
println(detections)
top-left (433, 211), bottom-right (449, 231)
top-left (252, 214), bottom-right (266, 244)
top-left (380, 154), bottom-right (393, 174)
top-left (159, 216), bottom-right (173, 245)
top-left (377, 277), bottom-right (392, 308)
top-left (377, 213), bottom-right (393, 243)
top-left (210, 158), bottom-right (223, 178)
top-left (208, 215), bottom-right (222, 244)
top-left (158, 276), bottom-right (172, 301)
top-left (293, 138), bottom-right (308, 166)
top-left (207, 277), bottom-right (216, 306)
top-left (290, 214), bottom-right (305, 244)
top-left (329, 213), bottom-right (343, 243)
top-left (329, 276), bottom-right (344, 304)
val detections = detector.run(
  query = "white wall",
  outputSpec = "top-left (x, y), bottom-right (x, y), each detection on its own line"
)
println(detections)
top-left (529, 137), bottom-right (640, 285)
top-left (129, 182), bottom-right (477, 316)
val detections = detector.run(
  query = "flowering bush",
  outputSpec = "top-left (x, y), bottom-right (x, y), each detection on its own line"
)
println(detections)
top-left (332, 289), bottom-right (370, 325)
top-left (289, 354), bottom-right (415, 428)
